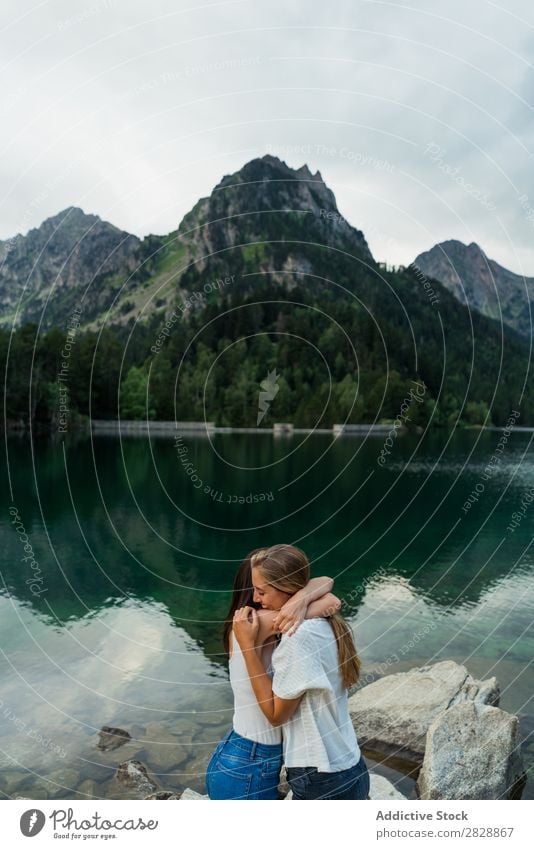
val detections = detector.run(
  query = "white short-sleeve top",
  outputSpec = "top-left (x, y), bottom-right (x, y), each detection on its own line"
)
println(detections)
top-left (229, 632), bottom-right (283, 746)
top-left (272, 618), bottom-right (361, 772)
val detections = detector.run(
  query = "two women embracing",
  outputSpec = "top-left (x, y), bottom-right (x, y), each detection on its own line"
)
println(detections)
top-left (206, 544), bottom-right (370, 801)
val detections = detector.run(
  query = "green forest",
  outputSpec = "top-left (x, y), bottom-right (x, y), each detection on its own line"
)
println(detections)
top-left (2, 257), bottom-right (533, 431)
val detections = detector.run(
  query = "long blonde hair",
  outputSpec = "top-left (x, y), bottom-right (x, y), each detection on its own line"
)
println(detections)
top-left (251, 544), bottom-right (361, 689)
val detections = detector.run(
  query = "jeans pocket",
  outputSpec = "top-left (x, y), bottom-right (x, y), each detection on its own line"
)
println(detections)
top-left (319, 761), bottom-right (370, 800)
top-left (260, 755), bottom-right (283, 782)
top-left (308, 771), bottom-right (345, 800)
top-left (218, 750), bottom-right (252, 770)
top-left (207, 756), bottom-right (253, 800)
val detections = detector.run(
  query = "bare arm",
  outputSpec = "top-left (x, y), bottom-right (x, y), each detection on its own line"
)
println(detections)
top-left (296, 576), bottom-right (334, 604)
top-left (234, 608), bottom-right (303, 726)
top-left (273, 576), bottom-right (335, 634)
top-left (307, 592), bottom-right (341, 619)
top-left (256, 592), bottom-right (341, 644)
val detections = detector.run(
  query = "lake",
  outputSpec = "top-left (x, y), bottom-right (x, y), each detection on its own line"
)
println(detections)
top-left (1, 427), bottom-right (533, 800)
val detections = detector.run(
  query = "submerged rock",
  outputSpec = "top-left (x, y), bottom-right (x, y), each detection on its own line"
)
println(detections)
top-left (0, 770), bottom-right (30, 793)
top-left (116, 760), bottom-right (158, 797)
top-left (97, 727), bottom-right (132, 751)
top-left (77, 779), bottom-right (99, 798)
top-left (348, 660), bottom-right (499, 764)
top-left (46, 768), bottom-right (81, 798)
top-left (140, 725), bottom-right (189, 771)
top-left (417, 702), bottom-right (526, 800)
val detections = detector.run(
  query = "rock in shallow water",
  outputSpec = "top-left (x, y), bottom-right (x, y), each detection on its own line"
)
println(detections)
top-left (116, 760), bottom-right (158, 797)
top-left (144, 790), bottom-right (181, 799)
top-left (417, 702), bottom-right (526, 800)
top-left (77, 779), bottom-right (99, 799)
top-left (97, 726), bottom-right (132, 751)
top-left (348, 660), bottom-right (500, 764)
top-left (46, 768), bottom-right (81, 798)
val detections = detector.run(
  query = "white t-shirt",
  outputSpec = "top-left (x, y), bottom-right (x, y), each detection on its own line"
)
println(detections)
top-left (229, 632), bottom-right (282, 745)
top-left (272, 618), bottom-right (361, 772)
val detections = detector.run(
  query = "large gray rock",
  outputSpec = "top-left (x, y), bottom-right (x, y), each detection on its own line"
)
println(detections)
top-left (348, 661), bottom-right (499, 764)
top-left (180, 788), bottom-right (208, 800)
top-left (370, 774), bottom-right (407, 800)
top-left (417, 702), bottom-right (526, 800)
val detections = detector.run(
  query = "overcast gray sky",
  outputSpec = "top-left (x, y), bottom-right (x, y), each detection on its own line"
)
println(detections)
top-left (1, 0), bottom-right (534, 273)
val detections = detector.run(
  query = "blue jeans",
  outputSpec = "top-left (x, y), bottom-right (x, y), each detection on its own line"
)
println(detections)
top-left (206, 729), bottom-right (283, 800)
top-left (287, 755), bottom-right (370, 800)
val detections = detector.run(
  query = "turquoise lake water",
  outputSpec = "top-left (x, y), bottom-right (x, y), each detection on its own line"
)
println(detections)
top-left (0, 428), bottom-right (533, 799)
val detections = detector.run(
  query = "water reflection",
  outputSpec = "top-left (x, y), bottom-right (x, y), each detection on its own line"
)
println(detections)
top-left (1, 429), bottom-right (533, 799)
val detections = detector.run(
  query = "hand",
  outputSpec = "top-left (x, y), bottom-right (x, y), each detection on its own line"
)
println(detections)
top-left (233, 606), bottom-right (260, 648)
top-left (273, 596), bottom-right (307, 636)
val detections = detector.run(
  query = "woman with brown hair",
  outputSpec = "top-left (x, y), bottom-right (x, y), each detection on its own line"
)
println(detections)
top-left (233, 544), bottom-right (370, 800)
top-left (205, 547), bottom-right (341, 800)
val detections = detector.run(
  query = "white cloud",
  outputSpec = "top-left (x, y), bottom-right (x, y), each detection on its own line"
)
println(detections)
top-left (1, 0), bottom-right (534, 273)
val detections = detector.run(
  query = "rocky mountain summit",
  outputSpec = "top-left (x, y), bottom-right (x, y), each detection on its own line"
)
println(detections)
top-left (0, 206), bottom-right (140, 329)
top-left (3, 158), bottom-right (533, 347)
top-left (0, 156), bottom-right (374, 332)
top-left (413, 239), bottom-right (534, 339)
top-left (177, 154), bottom-right (373, 267)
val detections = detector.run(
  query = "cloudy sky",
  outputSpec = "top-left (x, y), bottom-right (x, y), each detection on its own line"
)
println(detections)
top-left (1, 0), bottom-right (534, 272)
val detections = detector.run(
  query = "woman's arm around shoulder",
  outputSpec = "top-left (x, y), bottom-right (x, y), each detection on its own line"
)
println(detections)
top-left (274, 576), bottom-right (338, 634)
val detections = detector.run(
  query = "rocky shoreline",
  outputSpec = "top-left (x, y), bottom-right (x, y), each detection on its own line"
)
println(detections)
top-left (10, 660), bottom-right (526, 801)
top-left (69, 661), bottom-right (526, 802)
top-left (348, 660), bottom-right (526, 800)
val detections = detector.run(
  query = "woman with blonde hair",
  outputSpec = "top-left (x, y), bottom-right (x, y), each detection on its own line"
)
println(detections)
top-left (233, 544), bottom-right (370, 800)
top-left (205, 547), bottom-right (341, 800)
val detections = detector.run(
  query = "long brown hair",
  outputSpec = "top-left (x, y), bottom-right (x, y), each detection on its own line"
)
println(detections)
top-left (223, 548), bottom-right (264, 654)
top-left (251, 544), bottom-right (361, 689)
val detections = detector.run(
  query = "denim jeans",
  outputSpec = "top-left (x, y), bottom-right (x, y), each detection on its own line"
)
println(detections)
top-left (287, 754), bottom-right (370, 800)
top-left (206, 729), bottom-right (283, 800)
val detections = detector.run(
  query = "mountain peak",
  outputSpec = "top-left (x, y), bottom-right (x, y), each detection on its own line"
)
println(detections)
top-left (183, 154), bottom-right (371, 255)
top-left (0, 204), bottom-right (140, 329)
top-left (216, 155), bottom-right (327, 192)
top-left (0, 156), bottom-right (373, 331)
top-left (426, 239), bottom-right (482, 254)
top-left (47, 205), bottom-right (90, 219)
top-left (39, 206), bottom-right (99, 230)
top-left (414, 239), bottom-right (534, 338)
